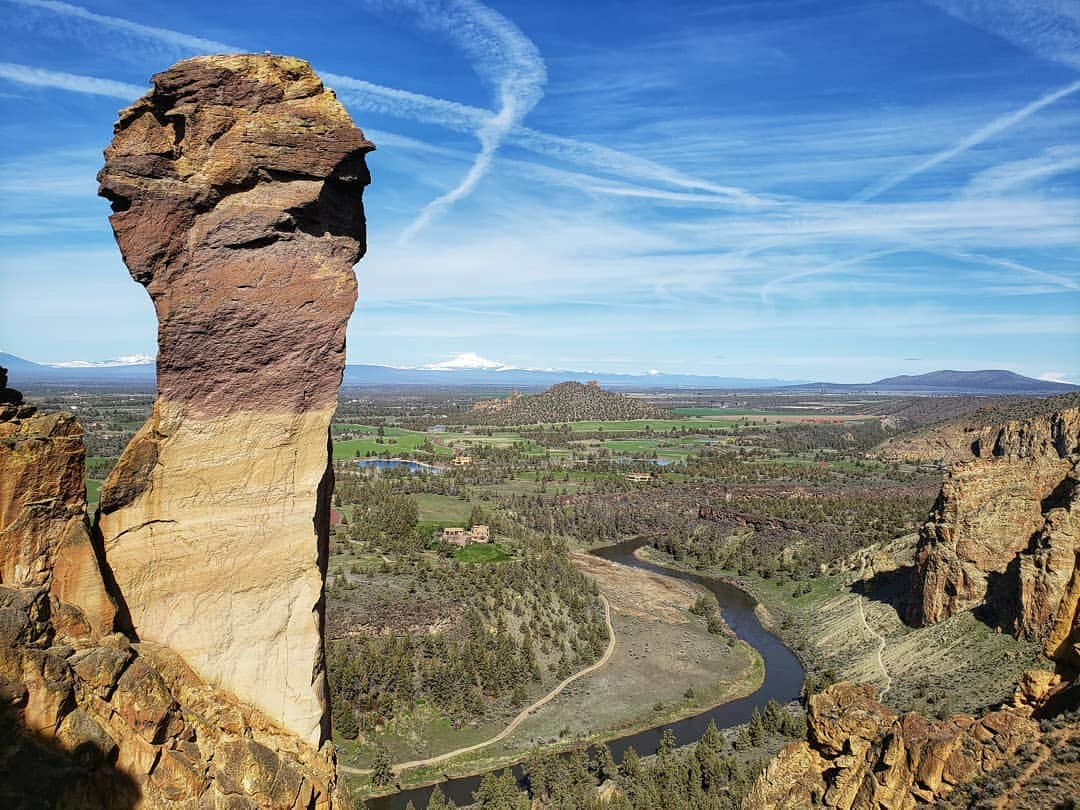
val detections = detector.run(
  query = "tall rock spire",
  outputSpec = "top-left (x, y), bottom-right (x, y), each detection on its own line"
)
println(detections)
top-left (97, 54), bottom-right (373, 745)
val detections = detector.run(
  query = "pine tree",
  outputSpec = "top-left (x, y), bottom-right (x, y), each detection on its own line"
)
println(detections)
top-left (595, 743), bottom-right (617, 783)
top-left (620, 746), bottom-right (641, 780)
top-left (427, 785), bottom-right (456, 810)
top-left (371, 744), bottom-right (393, 787)
top-left (473, 769), bottom-right (527, 809)
top-left (659, 727), bottom-right (677, 757)
top-left (699, 719), bottom-right (722, 754)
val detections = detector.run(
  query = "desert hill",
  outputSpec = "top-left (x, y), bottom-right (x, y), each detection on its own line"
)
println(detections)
top-left (468, 380), bottom-right (669, 425)
top-left (878, 391), bottom-right (1080, 463)
top-left (787, 368), bottom-right (1076, 394)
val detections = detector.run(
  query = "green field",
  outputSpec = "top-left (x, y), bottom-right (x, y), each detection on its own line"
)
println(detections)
top-left (332, 426), bottom-right (455, 460)
top-left (672, 407), bottom-right (830, 417)
top-left (453, 543), bottom-right (510, 563)
top-left (559, 418), bottom-right (737, 432)
top-left (412, 493), bottom-right (472, 525)
top-left (86, 479), bottom-right (102, 510)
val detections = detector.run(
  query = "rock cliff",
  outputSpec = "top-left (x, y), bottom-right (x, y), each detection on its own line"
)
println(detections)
top-left (877, 392), bottom-right (1080, 464)
top-left (906, 405), bottom-right (1080, 674)
top-left (744, 682), bottom-right (1042, 810)
top-left (1, 53), bottom-right (369, 808)
top-left (0, 368), bottom-right (115, 642)
top-left (96, 54), bottom-right (373, 747)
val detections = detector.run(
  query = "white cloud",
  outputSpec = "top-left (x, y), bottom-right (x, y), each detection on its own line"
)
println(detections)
top-left (49, 352), bottom-right (153, 367)
top-left (1038, 371), bottom-right (1072, 383)
top-left (853, 78), bottom-right (1080, 202)
top-left (11, 0), bottom-right (767, 209)
top-left (0, 61), bottom-right (144, 98)
top-left (929, 0), bottom-right (1080, 70)
top-left (964, 144), bottom-right (1080, 197)
top-left (379, 0), bottom-right (545, 242)
top-left (6, 0), bottom-right (233, 52)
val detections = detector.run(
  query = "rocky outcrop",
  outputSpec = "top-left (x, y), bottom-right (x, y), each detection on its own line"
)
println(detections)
top-left (0, 368), bottom-right (115, 642)
top-left (1, 52), bottom-right (367, 808)
top-left (1, 582), bottom-right (340, 809)
top-left (96, 54), bottom-right (373, 747)
top-left (906, 405), bottom-right (1080, 672)
top-left (877, 392), bottom-right (1080, 464)
top-left (744, 682), bottom-right (1041, 810)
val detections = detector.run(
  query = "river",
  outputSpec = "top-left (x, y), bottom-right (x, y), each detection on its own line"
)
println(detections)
top-left (364, 538), bottom-right (805, 809)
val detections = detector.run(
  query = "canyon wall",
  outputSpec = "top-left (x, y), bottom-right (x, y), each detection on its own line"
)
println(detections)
top-left (906, 406), bottom-right (1080, 672)
top-left (744, 681), bottom-right (1042, 809)
top-left (96, 54), bottom-right (373, 747)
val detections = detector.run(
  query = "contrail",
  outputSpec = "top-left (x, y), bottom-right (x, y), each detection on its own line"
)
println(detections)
top-left (4, 0), bottom-right (763, 208)
top-left (384, 0), bottom-right (546, 243)
top-left (854, 78), bottom-right (1080, 202)
top-left (6, 0), bottom-right (233, 51)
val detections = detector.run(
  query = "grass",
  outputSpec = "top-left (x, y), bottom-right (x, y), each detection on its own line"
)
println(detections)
top-left (333, 433), bottom-right (454, 460)
top-left (413, 493), bottom-right (472, 525)
top-left (86, 478), bottom-right (102, 510)
top-left (453, 543), bottom-right (510, 563)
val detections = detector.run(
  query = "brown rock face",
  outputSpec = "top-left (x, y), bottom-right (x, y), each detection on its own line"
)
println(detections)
top-left (745, 682), bottom-right (1040, 810)
top-left (906, 406), bottom-right (1080, 669)
top-left (96, 55), bottom-right (372, 747)
top-left (0, 377), bottom-right (115, 641)
top-left (1, 583), bottom-right (341, 809)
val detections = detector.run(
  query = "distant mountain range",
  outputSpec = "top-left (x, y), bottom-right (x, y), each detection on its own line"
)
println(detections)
top-left (0, 353), bottom-right (802, 391)
top-left (784, 370), bottom-right (1077, 394)
top-left (1, 353), bottom-right (1074, 394)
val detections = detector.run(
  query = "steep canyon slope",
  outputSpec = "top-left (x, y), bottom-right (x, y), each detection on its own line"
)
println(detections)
top-left (906, 403), bottom-right (1080, 673)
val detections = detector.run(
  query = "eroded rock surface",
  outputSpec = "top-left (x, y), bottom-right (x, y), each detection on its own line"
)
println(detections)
top-left (906, 405), bottom-right (1080, 674)
top-left (0, 368), bottom-right (115, 642)
top-left (744, 682), bottom-right (1041, 810)
top-left (96, 54), bottom-right (373, 746)
top-left (1, 581), bottom-right (341, 809)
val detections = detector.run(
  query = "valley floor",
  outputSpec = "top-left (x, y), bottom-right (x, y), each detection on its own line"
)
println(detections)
top-left (341, 551), bottom-right (762, 796)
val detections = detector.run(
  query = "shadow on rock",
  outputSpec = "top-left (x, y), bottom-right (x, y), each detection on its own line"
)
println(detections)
top-left (0, 700), bottom-right (139, 810)
top-left (848, 564), bottom-right (915, 617)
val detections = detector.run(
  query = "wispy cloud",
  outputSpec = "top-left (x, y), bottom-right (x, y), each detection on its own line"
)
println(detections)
top-left (384, 0), bottom-right (546, 242)
top-left (853, 78), bottom-right (1080, 201)
top-left (0, 61), bottom-right (144, 98)
top-left (930, 0), bottom-right (1080, 71)
top-left (963, 144), bottom-right (1080, 196)
top-left (5, 0), bottom-right (233, 52)
top-left (10, 0), bottom-right (768, 212)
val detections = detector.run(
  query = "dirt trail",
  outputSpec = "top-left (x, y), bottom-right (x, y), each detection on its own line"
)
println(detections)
top-left (991, 728), bottom-right (1073, 810)
top-left (857, 554), bottom-right (892, 700)
top-left (339, 594), bottom-right (616, 778)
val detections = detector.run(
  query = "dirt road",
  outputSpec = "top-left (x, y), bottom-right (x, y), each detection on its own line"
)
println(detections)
top-left (340, 593), bottom-right (616, 778)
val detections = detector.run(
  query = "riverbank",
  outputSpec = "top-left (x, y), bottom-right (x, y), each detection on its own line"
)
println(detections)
top-left (635, 540), bottom-right (1043, 717)
top-left (343, 541), bottom-right (767, 805)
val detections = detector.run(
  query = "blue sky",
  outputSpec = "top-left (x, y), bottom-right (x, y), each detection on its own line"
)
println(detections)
top-left (0, 0), bottom-right (1078, 382)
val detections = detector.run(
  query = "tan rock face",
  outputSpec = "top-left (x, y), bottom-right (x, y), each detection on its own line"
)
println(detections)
top-left (0, 383), bottom-right (115, 640)
top-left (907, 406), bottom-right (1080, 667)
top-left (745, 682), bottom-right (1040, 810)
top-left (96, 55), bottom-right (373, 746)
